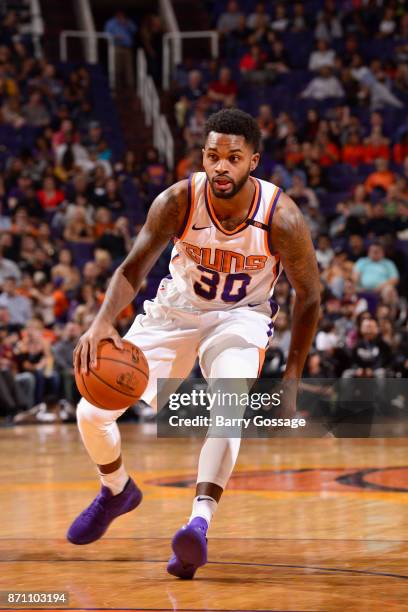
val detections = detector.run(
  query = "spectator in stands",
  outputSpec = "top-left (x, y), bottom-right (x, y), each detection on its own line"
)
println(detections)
top-left (301, 67), bottom-right (345, 100)
top-left (0, 323), bottom-right (33, 417)
top-left (140, 14), bottom-right (163, 86)
top-left (99, 177), bottom-right (125, 214)
top-left (314, 0), bottom-right (342, 41)
top-left (364, 158), bottom-right (395, 195)
top-left (343, 317), bottom-right (392, 379)
top-left (37, 176), bottom-right (65, 211)
top-left (247, 2), bottom-right (270, 31)
top-left (291, 2), bottom-right (306, 32)
top-left (14, 324), bottom-right (60, 405)
top-left (363, 126), bottom-right (390, 163)
top-left (256, 104), bottom-right (275, 146)
top-left (51, 248), bottom-right (80, 293)
top-left (287, 171), bottom-right (319, 209)
top-left (82, 121), bottom-right (104, 155)
top-left (63, 208), bottom-right (94, 244)
top-left (95, 216), bottom-right (132, 264)
top-left (52, 321), bottom-right (81, 406)
top-left (269, 308), bottom-right (291, 362)
top-left (239, 44), bottom-right (273, 83)
top-left (104, 10), bottom-right (137, 89)
top-left (23, 91), bottom-right (50, 128)
top-left (0, 276), bottom-right (32, 326)
top-left (266, 38), bottom-right (290, 73)
top-left (140, 147), bottom-right (168, 195)
top-left (365, 202), bottom-right (395, 238)
top-left (0, 247), bottom-right (21, 285)
top-left (175, 70), bottom-right (206, 127)
top-left (2, 96), bottom-right (25, 128)
top-left (55, 130), bottom-right (91, 176)
top-left (217, 0), bottom-right (244, 35)
top-left (176, 146), bottom-right (203, 181)
top-left (347, 234), bottom-right (366, 263)
top-left (208, 67), bottom-right (238, 108)
top-left (270, 3), bottom-right (289, 32)
top-left (378, 6), bottom-right (397, 38)
top-left (184, 105), bottom-right (208, 148)
top-left (94, 207), bottom-right (113, 238)
top-left (342, 132), bottom-right (365, 167)
top-left (353, 242), bottom-right (399, 296)
top-left (308, 39), bottom-right (336, 72)
top-left (316, 234), bottom-right (335, 270)
top-left (351, 53), bottom-right (404, 110)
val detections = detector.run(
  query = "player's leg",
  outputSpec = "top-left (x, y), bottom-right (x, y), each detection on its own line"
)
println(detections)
top-left (67, 398), bottom-right (143, 545)
top-left (67, 310), bottom-right (200, 545)
top-left (168, 335), bottom-right (262, 578)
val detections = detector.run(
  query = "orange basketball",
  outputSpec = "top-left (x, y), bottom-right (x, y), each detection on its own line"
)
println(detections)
top-left (75, 339), bottom-right (149, 410)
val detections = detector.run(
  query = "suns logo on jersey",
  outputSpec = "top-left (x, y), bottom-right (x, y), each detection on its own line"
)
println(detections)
top-left (181, 242), bottom-right (267, 274)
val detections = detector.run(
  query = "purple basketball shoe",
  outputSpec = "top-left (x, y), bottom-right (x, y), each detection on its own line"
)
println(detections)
top-left (167, 517), bottom-right (208, 579)
top-left (67, 478), bottom-right (142, 545)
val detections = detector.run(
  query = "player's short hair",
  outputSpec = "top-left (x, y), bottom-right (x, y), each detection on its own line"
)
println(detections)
top-left (204, 108), bottom-right (261, 152)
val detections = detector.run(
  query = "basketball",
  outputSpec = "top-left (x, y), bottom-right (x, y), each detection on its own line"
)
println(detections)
top-left (75, 339), bottom-right (149, 410)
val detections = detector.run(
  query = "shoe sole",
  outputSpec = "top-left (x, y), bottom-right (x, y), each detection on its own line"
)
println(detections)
top-left (171, 527), bottom-right (207, 567)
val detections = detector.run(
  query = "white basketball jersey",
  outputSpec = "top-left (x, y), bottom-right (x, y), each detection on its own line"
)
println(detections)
top-left (155, 172), bottom-right (283, 313)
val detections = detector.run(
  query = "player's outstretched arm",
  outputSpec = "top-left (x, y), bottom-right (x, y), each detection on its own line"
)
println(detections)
top-left (270, 193), bottom-right (320, 387)
top-left (74, 180), bottom-right (188, 373)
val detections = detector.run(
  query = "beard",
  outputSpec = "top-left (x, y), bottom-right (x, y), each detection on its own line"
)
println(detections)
top-left (209, 167), bottom-right (251, 199)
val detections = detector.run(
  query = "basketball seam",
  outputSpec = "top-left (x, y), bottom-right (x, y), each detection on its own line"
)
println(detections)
top-left (96, 357), bottom-right (149, 380)
top-left (88, 366), bottom-right (141, 398)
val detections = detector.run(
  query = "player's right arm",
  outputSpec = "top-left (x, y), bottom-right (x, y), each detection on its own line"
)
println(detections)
top-left (74, 180), bottom-right (189, 373)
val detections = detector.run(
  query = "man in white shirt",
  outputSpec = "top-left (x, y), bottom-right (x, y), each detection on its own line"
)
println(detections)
top-left (301, 67), bottom-right (345, 100)
top-left (308, 39), bottom-right (336, 72)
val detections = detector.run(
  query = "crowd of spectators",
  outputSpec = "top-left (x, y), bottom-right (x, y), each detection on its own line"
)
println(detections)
top-left (0, 8), bottom-right (170, 422)
top-left (0, 2), bottom-right (407, 424)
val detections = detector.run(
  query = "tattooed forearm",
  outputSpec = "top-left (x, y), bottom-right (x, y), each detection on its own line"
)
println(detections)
top-left (271, 193), bottom-right (320, 379)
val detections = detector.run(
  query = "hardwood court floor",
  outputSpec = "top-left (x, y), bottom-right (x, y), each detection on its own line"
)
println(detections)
top-left (0, 424), bottom-right (408, 612)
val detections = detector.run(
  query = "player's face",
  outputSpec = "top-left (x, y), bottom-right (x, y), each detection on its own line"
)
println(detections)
top-left (203, 133), bottom-right (260, 199)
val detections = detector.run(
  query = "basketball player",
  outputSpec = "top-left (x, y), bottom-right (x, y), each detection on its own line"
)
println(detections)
top-left (67, 109), bottom-right (320, 578)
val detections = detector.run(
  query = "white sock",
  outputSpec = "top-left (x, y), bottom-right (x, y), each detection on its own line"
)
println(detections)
top-left (189, 495), bottom-right (218, 526)
top-left (99, 463), bottom-right (129, 495)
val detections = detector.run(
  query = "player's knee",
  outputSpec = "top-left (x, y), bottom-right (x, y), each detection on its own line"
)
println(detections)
top-left (76, 397), bottom-right (123, 427)
top-left (210, 346), bottom-right (259, 379)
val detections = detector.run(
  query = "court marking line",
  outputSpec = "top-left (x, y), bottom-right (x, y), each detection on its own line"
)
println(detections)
top-left (0, 558), bottom-right (406, 580)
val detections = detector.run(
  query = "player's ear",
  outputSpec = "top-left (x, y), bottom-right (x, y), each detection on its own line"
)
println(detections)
top-left (250, 152), bottom-right (260, 172)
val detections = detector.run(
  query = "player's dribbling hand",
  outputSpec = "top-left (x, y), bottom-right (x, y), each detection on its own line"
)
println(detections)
top-left (73, 321), bottom-right (124, 374)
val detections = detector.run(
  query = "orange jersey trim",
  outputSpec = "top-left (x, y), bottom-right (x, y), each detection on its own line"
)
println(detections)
top-left (264, 186), bottom-right (282, 256)
top-left (205, 177), bottom-right (260, 236)
top-left (179, 173), bottom-right (196, 241)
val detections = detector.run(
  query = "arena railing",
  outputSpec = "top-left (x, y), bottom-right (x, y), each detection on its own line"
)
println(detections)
top-left (162, 30), bottom-right (219, 90)
top-left (59, 30), bottom-right (115, 90)
top-left (137, 47), bottom-right (174, 170)
top-left (29, 0), bottom-right (44, 58)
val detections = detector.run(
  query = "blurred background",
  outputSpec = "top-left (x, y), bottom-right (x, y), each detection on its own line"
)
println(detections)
top-left (0, 0), bottom-right (406, 425)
